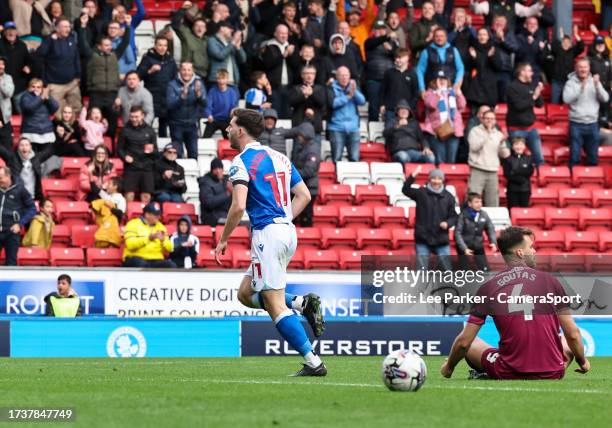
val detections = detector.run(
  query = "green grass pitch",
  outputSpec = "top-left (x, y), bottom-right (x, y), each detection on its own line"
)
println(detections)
top-left (0, 357), bottom-right (610, 428)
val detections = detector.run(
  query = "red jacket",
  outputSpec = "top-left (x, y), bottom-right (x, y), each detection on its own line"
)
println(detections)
top-left (78, 161), bottom-right (117, 201)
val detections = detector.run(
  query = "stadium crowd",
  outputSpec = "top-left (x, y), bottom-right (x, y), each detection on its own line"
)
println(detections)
top-left (0, 0), bottom-right (610, 268)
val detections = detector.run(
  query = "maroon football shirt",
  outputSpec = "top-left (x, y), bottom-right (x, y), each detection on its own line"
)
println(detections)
top-left (468, 266), bottom-right (567, 374)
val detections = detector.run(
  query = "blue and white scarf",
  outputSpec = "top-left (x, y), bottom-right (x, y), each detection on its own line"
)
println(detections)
top-left (437, 88), bottom-right (457, 126)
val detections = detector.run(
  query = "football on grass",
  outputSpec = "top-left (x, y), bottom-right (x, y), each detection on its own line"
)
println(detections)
top-left (382, 349), bottom-right (427, 391)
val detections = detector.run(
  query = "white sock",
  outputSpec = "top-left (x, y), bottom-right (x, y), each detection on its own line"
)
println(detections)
top-left (304, 351), bottom-right (322, 368)
top-left (291, 296), bottom-right (305, 313)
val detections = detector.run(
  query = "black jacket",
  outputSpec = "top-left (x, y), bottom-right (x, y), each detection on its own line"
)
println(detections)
top-left (384, 117), bottom-right (426, 155)
top-left (198, 172), bottom-right (231, 226)
top-left (291, 56), bottom-right (334, 86)
top-left (491, 30), bottom-right (519, 73)
top-left (329, 52), bottom-right (361, 82)
top-left (501, 151), bottom-right (534, 193)
top-left (380, 67), bottom-right (419, 112)
top-left (0, 180), bottom-right (36, 232)
top-left (0, 36), bottom-right (32, 94)
top-left (587, 44), bottom-right (612, 90)
top-left (546, 39), bottom-right (584, 83)
top-left (516, 29), bottom-right (548, 74)
top-left (288, 83), bottom-right (326, 133)
top-left (117, 122), bottom-right (158, 172)
top-left (261, 43), bottom-right (299, 89)
top-left (137, 48), bottom-right (178, 117)
top-left (464, 40), bottom-right (503, 107)
top-left (454, 207), bottom-right (496, 253)
top-left (505, 79), bottom-right (543, 128)
top-left (0, 145), bottom-right (52, 201)
top-left (155, 156), bottom-right (186, 195)
top-left (293, 139), bottom-right (321, 197)
top-left (401, 175), bottom-right (457, 247)
top-left (364, 36), bottom-right (397, 81)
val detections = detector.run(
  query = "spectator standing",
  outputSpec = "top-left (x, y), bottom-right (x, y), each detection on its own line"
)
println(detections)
top-left (501, 136), bottom-right (534, 209)
top-left (467, 110), bottom-right (509, 207)
top-left (0, 57), bottom-right (14, 150)
top-left (22, 197), bottom-right (54, 249)
top-left (336, 0), bottom-right (378, 60)
top-left (166, 62), bottom-right (207, 160)
top-left (53, 104), bottom-right (86, 157)
top-left (470, 0), bottom-right (544, 31)
top-left (292, 44), bottom-right (333, 86)
top-left (292, 121), bottom-right (320, 227)
top-left (78, 106), bottom-right (108, 156)
top-left (0, 137), bottom-right (52, 200)
top-left (454, 192), bottom-right (497, 271)
top-left (198, 158), bottom-right (231, 226)
top-left (302, 0), bottom-right (338, 54)
top-left (44, 274), bottom-right (82, 317)
top-left (335, 22), bottom-right (364, 79)
top-left (92, 176), bottom-right (125, 248)
top-left (169, 215), bottom-right (199, 269)
top-left (259, 108), bottom-right (298, 155)
top-left (364, 21), bottom-right (398, 122)
top-left (19, 78), bottom-right (59, 156)
top-left (328, 66), bottom-right (366, 162)
top-left (106, 18), bottom-right (135, 79)
top-left (328, 33), bottom-right (361, 82)
top-left (244, 71), bottom-right (272, 111)
top-left (587, 36), bottom-right (612, 109)
top-left (36, 17), bottom-right (81, 115)
top-left (117, 106), bottom-right (158, 203)
top-left (546, 26), bottom-right (584, 104)
top-left (489, 15), bottom-right (519, 103)
top-left (381, 0), bottom-right (411, 50)
top-left (0, 21), bottom-right (33, 100)
top-left (448, 8), bottom-right (477, 63)
top-left (207, 20), bottom-right (246, 87)
top-left (416, 28), bottom-right (465, 97)
top-left (203, 69), bottom-right (240, 138)
top-left (563, 59), bottom-right (610, 168)
top-left (172, 5), bottom-right (209, 80)
top-left (78, 145), bottom-right (117, 201)
top-left (115, 71), bottom-right (155, 126)
top-left (464, 27), bottom-right (503, 111)
top-left (384, 100), bottom-right (435, 165)
top-left (505, 63), bottom-right (544, 166)
top-left (288, 64), bottom-right (326, 141)
top-left (154, 143), bottom-right (186, 204)
top-left (402, 166), bottom-right (457, 271)
top-left (0, 166), bottom-right (36, 266)
top-left (516, 17), bottom-right (547, 84)
top-left (123, 202), bottom-right (176, 268)
top-left (409, 1), bottom-right (436, 57)
top-left (9, 0), bottom-right (53, 48)
top-left (137, 36), bottom-right (178, 139)
top-left (380, 48), bottom-right (419, 126)
top-left (422, 70), bottom-right (466, 164)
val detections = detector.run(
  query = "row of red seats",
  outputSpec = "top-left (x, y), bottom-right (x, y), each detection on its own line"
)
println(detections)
top-left (522, 187), bottom-right (612, 208)
top-left (313, 205), bottom-right (409, 228)
top-left (511, 207), bottom-right (611, 231)
top-left (534, 230), bottom-right (612, 253)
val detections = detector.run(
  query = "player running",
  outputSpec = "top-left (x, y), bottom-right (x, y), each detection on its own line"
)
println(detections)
top-left (441, 226), bottom-right (590, 380)
top-left (214, 108), bottom-right (326, 377)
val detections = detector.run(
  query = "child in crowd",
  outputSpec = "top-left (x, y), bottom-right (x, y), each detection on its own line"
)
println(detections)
top-left (203, 69), bottom-right (240, 138)
top-left (169, 215), bottom-right (199, 269)
top-left (544, 25), bottom-right (584, 104)
top-left (22, 198), bottom-right (54, 249)
top-left (244, 71), bottom-right (273, 112)
top-left (92, 177), bottom-right (126, 248)
top-left (79, 106), bottom-right (109, 155)
top-left (454, 192), bottom-right (497, 271)
top-left (501, 137), bottom-right (534, 209)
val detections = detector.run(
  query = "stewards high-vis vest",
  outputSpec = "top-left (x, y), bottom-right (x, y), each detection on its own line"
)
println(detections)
top-left (49, 296), bottom-right (80, 317)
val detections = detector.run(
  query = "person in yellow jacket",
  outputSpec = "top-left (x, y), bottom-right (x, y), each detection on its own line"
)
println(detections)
top-left (122, 202), bottom-right (176, 268)
top-left (92, 177), bottom-right (125, 248)
top-left (44, 274), bottom-right (82, 317)
top-left (22, 198), bottom-right (54, 249)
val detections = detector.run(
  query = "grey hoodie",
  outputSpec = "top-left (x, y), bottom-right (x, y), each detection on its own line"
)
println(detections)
top-left (117, 83), bottom-right (155, 126)
top-left (562, 72), bottom-right (610, 124)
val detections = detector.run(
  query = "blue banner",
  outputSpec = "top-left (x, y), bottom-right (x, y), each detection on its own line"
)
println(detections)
top-left (0, 280), bottom-right (105, 315)
top-left (286, 283), bottom-right (362, 317)
top-left (10, 319), bottom-right (240, 357)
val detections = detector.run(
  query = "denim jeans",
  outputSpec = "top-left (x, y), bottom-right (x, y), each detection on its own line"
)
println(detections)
top-left (429, 135), bottom-right (459, 164)
top-left (508, 129), bottom-right (544, 165)
top-left (329, 130), bottom-right (361, 162)
top-left (366, 80), bottom-right (382, 122)
top-left (170, 123), bottom-right (199, 159)
top-left (569, 121), bottom-right (600, 167)
top-left (415, 243), bottom-right (452, 271)
top-left (392, 149), bottom-right (435, 164)
top-left (550, 80), bottom-right (565, 105)
top-left (155, 192), bottom-right (184, 204)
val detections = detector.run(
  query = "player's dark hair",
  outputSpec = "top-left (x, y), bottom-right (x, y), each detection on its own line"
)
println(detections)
top-left (232, 108), bottom-right (265, 138)
top-left (467, 192), bottom-right (482, 203)
top-left (497, 226), bottom-right (534, 256)
top-left (57, 274), bottom-right (72, 285)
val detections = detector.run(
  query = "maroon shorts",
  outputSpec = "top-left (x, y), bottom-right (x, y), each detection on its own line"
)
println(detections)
top-left (481, 348), bottom-right (565, 380)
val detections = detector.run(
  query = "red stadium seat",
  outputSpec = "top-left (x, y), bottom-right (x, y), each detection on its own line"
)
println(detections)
top-left (558, 188), bottom-right (592, 207)
top-left (493, 103), bottom-right (507, 121)
top-left (592, 189), bottom-right (612, 208)
top-left (359, 142), bottom-right (387, 162)
top-left (599, 231), bottom-right (612, 252)
top-left (538, 166), bottom-right (571, 187)
top-left (86, 247), bottom-right (123, 267)
top-left (52, 224), bottom-right (71, 247)
top-left (190, 225), bottom-right (214, 246)
top-left (231, 249), bottom-right (252, 269)
top-left (544, 207), bottom-right (579, 231)
top-left (320, 228), bottom-right (357, 250)
top-left (303, 249), bottom-right (339, 270)
top-left (55, 201), bottom-right (90, 226)
top-left (214, 225), bottom-right (250, 248)
top-left (372, 248), bottom-right (415, 257)
top-left (198, 247), bottom-right (232, 269)
top-left (585, 253), bottom-right (612, 273)
top-left (373, 206), bottom-right (409, 228)
top-left (217, 139), bottom-right (238, 159)
top-left (41, 178), bottom-right (77, 200)
top-left (354, 184), bottom-right (388, 207)
top-left (339, 206), bottom-right (374, 228)
top-left (533, 106), bottom-right (546, 123)
top-left (71, 225), bottom-right (98, 248)
top-left (440, 164), bottom-right (470, 182)
top-left (565, 231), bottom-right (599, 252)
top-left (510, 207), bottom-right (545, 228)
top-left (126, 201), bottom-right (148, 219)
top-left (356, 228), bottom-right (392, 250)
top-left (571, 166), bottom-right (605, 188)
top-left (110, 158), bottom-right (124, 175)
top-left (529, 187), bottom-right (558, 207)
top-left (404, 163), bottom-right (435, 185)
top-left (534, 230), bottom-right (565, 251)
top-left (318, 161), bottom-right (336, 184)
top-left (318, 184), bottom-right (353, 206)
top-left (551, 253), bottom-right (586, 272)
top-left (50, 247), bottom-right (85, 266)
top-left (162, 202), bottom-right (197, 224)
top-left (597, 146), bottom-right (612, 164)
top-left (60, 157), bottom-right (88, 177)
top-left (17, 247), bottom-right (49, 266)
top-left (288, 248), bottom-right (304, 269)
top-left (535, 123), bottom-right (568, 146)
top-left (392, 229), bottom-right (415, 249)
top-left (552, 146), bottom-right (571, 166)
top-left (312, 205), bottom-right (339, 226)
top-left (339, 250), bottom-right (371, 270)
top-left (295, 227), bottom-right (322, 249)
top-left (579, 208), bottom-right (612, 231)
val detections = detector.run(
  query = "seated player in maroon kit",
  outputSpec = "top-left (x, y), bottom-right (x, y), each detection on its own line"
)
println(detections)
top-left (440, 226), bottom-right (590, 380)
